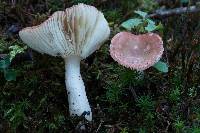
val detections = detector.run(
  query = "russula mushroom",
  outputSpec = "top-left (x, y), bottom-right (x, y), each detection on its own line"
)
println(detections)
top-left (110, 32), bottom-right (164, 70)
top-left (19, 4), bottom-right (110, 121)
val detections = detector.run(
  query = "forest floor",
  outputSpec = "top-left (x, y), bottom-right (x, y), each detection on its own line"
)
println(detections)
top-left (0, 0), bottom-right (200, 132)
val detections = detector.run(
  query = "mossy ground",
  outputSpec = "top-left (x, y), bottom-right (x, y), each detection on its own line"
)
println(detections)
top-left (0, 0), bottom-right (200, 132)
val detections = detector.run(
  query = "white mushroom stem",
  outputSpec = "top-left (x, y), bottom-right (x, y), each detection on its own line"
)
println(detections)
top-left (64, 55), bottom-right (92, 121)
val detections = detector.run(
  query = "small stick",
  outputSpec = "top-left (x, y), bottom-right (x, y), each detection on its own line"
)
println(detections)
top-left (128, 87), bottom-right (138, 101)
top-left (96, 121), bottom-right (103, 133)
top-left (148, 6), bottom-right (200, 18)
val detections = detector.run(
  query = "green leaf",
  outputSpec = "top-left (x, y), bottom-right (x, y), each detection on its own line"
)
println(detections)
top-left (145, 19), bottom-right (158, 32)
top-left (145, 22), bottom-right (157, 32)
top-left (121, 18), bottom-right (142, 30)
top-left (180, 0), bottom-right (188, 3)
top-left (156, 22), bottom-right (164, 31)
top-left (4, 69), bottom-right (17, 81)
top-left (9, 45), bottom-right (27, 61)
top-left (134, 10), bottom-right (148, 18)
top-left (0, 55), bottom-right (10, 69)
top-left (146, 19), bottom-right (155, 24)
top-left (153, 61), bottom-right (168, 73)
top-left (0, 60), bottom-right (6, 69)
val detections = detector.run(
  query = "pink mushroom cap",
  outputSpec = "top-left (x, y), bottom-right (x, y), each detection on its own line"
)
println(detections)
top-left (110, 32), bottom-right (164, 70)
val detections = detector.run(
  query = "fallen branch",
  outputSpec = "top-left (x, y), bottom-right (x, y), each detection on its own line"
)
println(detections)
top-left (148, 6), bottom-right (200, 18)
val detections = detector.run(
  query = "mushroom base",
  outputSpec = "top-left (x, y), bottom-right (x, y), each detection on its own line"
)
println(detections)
top-left (64, 55), bottom-right (92, 121)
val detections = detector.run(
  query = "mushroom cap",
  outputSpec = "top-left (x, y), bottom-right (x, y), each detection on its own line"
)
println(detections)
top-left (19, 4), bottom-right (110, 59)
top-left (110, 32), bottom-right (164, 70)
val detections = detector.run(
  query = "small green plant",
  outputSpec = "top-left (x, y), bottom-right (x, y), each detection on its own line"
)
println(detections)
top-left (190, 126), bottom-right (200, 133)
top-left (139, 128), bottom-right (147, 133)
top-left (47, 0), bottom-right (63, 11)
top-left (119, 69), bottom-right (144, 87)
top-left (4, 100), bottom-right (30, 130)
top-left (121, 10), bottom-right (163, 33)
top-left (0, 39), bottom-right (7, 52)
top-left (168, 87), bottom-right (181, 104)
top-left (0, 55), bottom-right (16, 81)
top-left (168, 72), bottom-right (182, 104)
top-left (173, 119), bottom-right (185, 133)
top-left (104, 68), bottom-right (130, 116)
top-left (136, 95), bottom-right (156, 131)
top-left (9, 45), bottom-right (27, 61)
top-left (120, 127), bottom-right (129, 133)
top-left (139, 0), bottom-right (158, 11)
top-left (136, 95), bottom-right (155, 111)
top-left (0, 43), bottom-right (27, 81)
top-left (188, 87), bottom-right (197, 98)
top-left (106, 82), bottom-right (122, 103)
top-left (44, 115), bottom-right (66, 132)
top-left (104, 9), bottom-right (122, 22)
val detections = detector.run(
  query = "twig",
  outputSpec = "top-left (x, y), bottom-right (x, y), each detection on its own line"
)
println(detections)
top-left (164, 121), bottom-right (170, 133)
top-left (128, 87), bottom-right (138, 101)
top-left (96, 121), bottom-right (103, 133)
top-left (148, 6), bottom-right (200, 18)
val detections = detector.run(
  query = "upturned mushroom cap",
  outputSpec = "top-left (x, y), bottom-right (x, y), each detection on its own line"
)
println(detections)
top-left (19, 3), bottom-right (110, 59)
top-left (110, 32), bottom-right (164, 70)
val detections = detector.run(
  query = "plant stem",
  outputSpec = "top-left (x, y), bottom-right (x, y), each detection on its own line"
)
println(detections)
top-left (64, 55), bottom-right (92, 121)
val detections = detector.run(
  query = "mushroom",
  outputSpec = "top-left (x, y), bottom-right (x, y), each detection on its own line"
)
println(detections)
top-left (110, 32), bottom-right (163, 70)
top-left (19, 4), bottom-right (110, 121)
